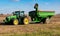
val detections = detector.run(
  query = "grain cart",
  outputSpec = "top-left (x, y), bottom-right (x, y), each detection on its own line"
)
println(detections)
top-left (29, 3), bottom-right (55, 24)
top-left (3, 11), bottom-right (29, 25)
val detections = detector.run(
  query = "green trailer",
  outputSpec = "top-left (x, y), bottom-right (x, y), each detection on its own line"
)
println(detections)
top-left (29, 3), bottom-right (55, 24)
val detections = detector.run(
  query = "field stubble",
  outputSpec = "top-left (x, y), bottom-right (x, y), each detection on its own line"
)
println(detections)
top-left (0, 15), bottom-right (60, 36)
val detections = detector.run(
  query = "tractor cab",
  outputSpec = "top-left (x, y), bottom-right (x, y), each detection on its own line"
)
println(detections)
top-left (13, 11), bottom-right (24, 17)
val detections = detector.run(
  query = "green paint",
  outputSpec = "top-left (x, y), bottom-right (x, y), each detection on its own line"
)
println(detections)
top-left (37, 11), bottom-right (55, 17)
top-left (4, 15), bottom-right (17, 23)
top-left (29, 3), bottom-right (55, 23)
top-left (4, 11), bottom-right (25, 24)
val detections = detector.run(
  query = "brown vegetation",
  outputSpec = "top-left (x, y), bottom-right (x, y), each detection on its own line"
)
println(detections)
top-left (0, 14), bottom-right (60, 36)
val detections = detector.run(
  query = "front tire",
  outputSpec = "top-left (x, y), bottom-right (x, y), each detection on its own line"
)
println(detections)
top-left (13, 19), bottom-right (19, 25)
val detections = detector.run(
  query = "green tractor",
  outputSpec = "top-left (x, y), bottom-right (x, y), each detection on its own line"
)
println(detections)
top-left (3, 11), bottom-right (29, 25)
top-left (29, 3), bottom-right (55, 24)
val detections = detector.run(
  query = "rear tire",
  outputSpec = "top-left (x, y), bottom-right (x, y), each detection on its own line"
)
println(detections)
top-left (23, 17), bottom-right (29, 25)
top-left (43, 18), bottom-right (50, 24)
top-left (45, 18), bottom-right (50, 24)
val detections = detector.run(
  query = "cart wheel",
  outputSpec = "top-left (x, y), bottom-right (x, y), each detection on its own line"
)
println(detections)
top-left (45, 18), bottom-right (50, 24)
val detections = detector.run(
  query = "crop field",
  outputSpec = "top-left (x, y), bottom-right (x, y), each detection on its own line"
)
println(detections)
top-left (0, 14), bottom-right (60, 36)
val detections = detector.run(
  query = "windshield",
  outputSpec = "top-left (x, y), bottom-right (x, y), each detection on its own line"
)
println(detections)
top-left (13, 11), bottom-right (20, 15)
top-left (13, 11), bottom-right (24, 16)
top-left (20, 12), bottom-right (24, 16)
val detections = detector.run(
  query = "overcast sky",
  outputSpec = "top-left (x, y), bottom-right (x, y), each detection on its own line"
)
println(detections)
top-left (0, 0), bottom-right (60, 14)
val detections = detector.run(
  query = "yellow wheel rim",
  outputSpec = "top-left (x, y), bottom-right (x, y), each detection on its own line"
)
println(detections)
top-left (13, 19), bottom-right (18, 25)
top-left (24, 18), bottom-right (29, 25)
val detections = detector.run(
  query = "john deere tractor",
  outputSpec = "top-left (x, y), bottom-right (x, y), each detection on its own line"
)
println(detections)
top-left (29, 3), bottom-right (55, 24)
top-left (4, 11), bottom-right (29, 25)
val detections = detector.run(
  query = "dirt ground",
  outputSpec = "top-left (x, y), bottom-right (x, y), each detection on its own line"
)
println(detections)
top-left (0, 14), bottom-right (60, 36)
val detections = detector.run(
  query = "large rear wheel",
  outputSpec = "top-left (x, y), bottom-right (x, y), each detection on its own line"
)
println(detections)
top-left (23, 17), bottom-right (29, 25)
top-left (43, 18), bottom-right (50, 24)
top-left (13, 19), bottom-right (19, 25)
top-left (45, 18), bottom-right (50, 24)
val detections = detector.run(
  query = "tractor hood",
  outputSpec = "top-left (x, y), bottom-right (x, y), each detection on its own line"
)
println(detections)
top-left (4, 15), bottom-right (17, 23)
top-left (7, 15), bottom-right (17, 19)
